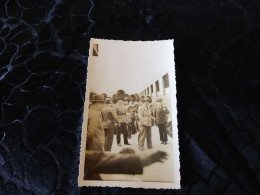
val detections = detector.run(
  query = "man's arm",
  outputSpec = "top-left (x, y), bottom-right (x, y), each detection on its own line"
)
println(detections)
top-left (85, 151), bottom-right (168, 176)
top-left (85, 152), bottom-right (143, 175)
top-left (111, 109), bottom-right (120, 126)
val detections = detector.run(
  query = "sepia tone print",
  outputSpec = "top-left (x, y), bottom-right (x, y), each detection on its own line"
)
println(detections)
top-left (79, 39), bottom-right (180, 189)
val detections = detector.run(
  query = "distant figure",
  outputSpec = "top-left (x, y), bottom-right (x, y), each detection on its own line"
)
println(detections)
top-left (138, 97), bottom-right (153, 151)
top-left (115, 90), bottom-right (131, 146)
top-left (124, 96), bottom-right (131, 139)
top-left (134, 94), bottom-right (142, 132)
top-left (111, 94), bottom-right (118, 135)
top-left (129, 94), bottom-right (136, 105)
top-left (148, 104), bottom-right (155, 126)
top-left (101, 97), bottom-right (120, 151)
top-left (86, 95), bottom-right (105, 152)
top-left (128, 105), bottom-right (137, 134)
top-left (155, 99), bottom-right (169, 145)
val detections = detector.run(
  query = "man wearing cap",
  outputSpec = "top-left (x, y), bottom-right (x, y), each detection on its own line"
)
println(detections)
top-left (115, 90), bottom-right (131, 146)
top-left (148, 104), bottom-right (156, 126)
top-left (101, 97), bottom-right (120, 151)
top-left (128, 95), bottom-right (137, 135)
top-left (138, 97), bottom-right (153, 151)
top-left (86, 95), bottom-right (105, 152)
top-left (155, 99), bottom-right (169, 145)
top-left (111, 94), bottom-right (118, 135)
top-left (128, 105), bottom-right (137, 135)
top-left (134, 94), bottom-right (142, 132)
top-left (129, 94), bottom-right (136, 105)
top-left (123, 96), bottom-right (132, 139)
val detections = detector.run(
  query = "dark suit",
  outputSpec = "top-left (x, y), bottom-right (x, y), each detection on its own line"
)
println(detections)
top-left (155, 105), bottom-right (169, 142)
top-left (84, 151), bottom-right (143, 180)
top-left (101, 105), bottom-right (120, 151)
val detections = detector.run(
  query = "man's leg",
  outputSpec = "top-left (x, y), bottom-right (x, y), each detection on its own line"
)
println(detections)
top-left (104, 128), bottom-right (109, 151)
top-left (122, 123), bottom-right (130, 144)
top-left (127, 122), bottom-right (131, 139)
top-left (162, 123), bottom-right (168, 144)
top-left (131, 119), bottom-right (136, 134)
top-left (117, 125), bottom-right (121, 146)
top-left (138, 126), bottom-right (147, 150)
top-left (158, 124), bottom-right (164, 142)
top-left (146, 126), bottom-right (152, 149)
top-left (136, 120), bottom-right (139, 132)
top-left (114, 126), bottom-right (117, 135)
top-left (106, 128), bottom-right (114, 151)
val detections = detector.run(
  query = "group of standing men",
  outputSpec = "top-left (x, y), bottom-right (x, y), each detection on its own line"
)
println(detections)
top-left (86, 89), bottom-right (170, 153)
top-left (138, 96), bottom-right (170, 151)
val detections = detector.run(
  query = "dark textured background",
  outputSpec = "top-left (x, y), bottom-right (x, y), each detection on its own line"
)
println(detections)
top-left (0, 0), bottom-right (260, 194)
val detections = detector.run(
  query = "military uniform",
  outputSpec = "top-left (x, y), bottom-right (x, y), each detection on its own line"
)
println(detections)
top-left (155, 105), bottom-right (169, 143)
top-left (101, 105), bottom-right (120, 151)
top-left (124, 104), bottom-right (131, 138)
top-left (128, 105), bottom-right (137, 134)
top-left (115, 102), bottom-right (130, 145)
top-left (135, 101), bottom-right (142, 132)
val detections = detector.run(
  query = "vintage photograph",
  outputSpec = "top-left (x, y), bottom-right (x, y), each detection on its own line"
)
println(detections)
top-left (79, 39), bottom-right (180, 189)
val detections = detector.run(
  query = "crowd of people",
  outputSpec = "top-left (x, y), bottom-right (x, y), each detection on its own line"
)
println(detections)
top-left (86, 89), bottom-right (170, 152)
top-left (84, 89), bottom-right (171, 180)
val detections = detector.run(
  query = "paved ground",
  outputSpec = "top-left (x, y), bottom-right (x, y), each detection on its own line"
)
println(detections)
top-left (100, 126), bottom-right (175, 182)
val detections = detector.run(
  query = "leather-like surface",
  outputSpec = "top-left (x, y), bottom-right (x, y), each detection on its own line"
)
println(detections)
top-left (0, 0), bottom-right (260, 194)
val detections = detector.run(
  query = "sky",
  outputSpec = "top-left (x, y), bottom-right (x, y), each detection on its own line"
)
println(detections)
top-left (87, 39), bottom-right (174, 96)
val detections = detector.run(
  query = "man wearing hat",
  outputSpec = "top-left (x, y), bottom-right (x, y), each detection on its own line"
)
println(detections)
top-left (101, 97), bottom-right (120, 151)
top-left (137, 97), bottom-right (153, 151)
top-left (86, 94), bottom-right (105, 152)
top-left (155, 98), bottom-right (169, 144)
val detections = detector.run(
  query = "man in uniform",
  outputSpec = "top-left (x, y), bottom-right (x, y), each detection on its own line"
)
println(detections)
top-left (155, 99), bottom-right (169, 145)
top-left (138, 97), bottom-right (153, 151)
top-left (129, 94), bottom-right (136, 105)
top-left (128, 105), bottom-right (137, 135)
top-left (123, 96), bottom-right (131, 139)
top-left (134, 94), bottom-right (142, 132)
top-left (101, 97), bottom-right (120, 151)
top-left (111, 94), bottom-right (118, 135)
top-left (115, 90), bottom-right (131, 146)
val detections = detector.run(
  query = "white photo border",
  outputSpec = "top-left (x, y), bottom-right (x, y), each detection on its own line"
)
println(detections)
top-left (78, 39), bottom-right (180, 189)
